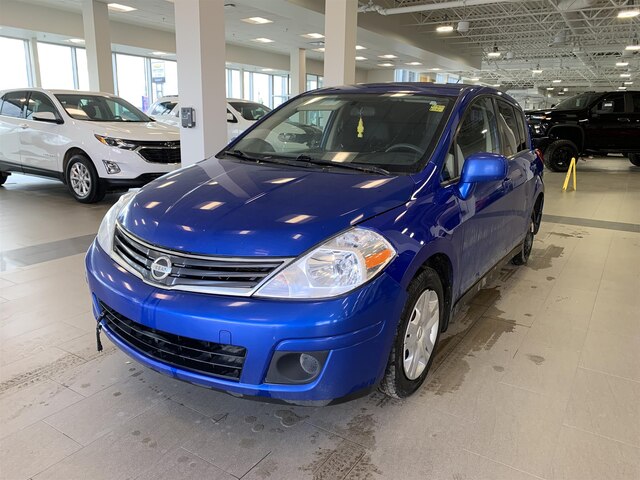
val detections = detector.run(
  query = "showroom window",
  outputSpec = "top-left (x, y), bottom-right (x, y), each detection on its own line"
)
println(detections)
top-left (0, 37), bottom-right (31, 90)
top-left (113, 53), bottom-right (150, 110)
top-left (272, 74), bottom-right (289, 107)
top-left (306, 74), bottom-right (323, 91)
top-left (226, 68), bottom-right (242, 98)
top-left (38, 43), bottom-right (74, 90)
top-left (149, 58), bottom-right (178, 102)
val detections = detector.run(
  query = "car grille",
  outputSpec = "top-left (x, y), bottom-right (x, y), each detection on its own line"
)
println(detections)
top-left (112, 226), bottom-right (287, 294)
top-left (137, 143), bottom-right (181, 164)
top-left (100, 301), bottom-right (247, 380)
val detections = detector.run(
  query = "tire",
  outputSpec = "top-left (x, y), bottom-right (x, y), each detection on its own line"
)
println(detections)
top-left (629, 154), bottom-right (640, 167)
top-left (544, 139), bottom-right (578, 172)
top-left (65, 154), bottom-right (106, 203)
top-left (0, 172), bottom-right (8, 186)
top-left (511, 215), bottom-right (535, 266)
top-left (379, 267), bottom-right (444, 399)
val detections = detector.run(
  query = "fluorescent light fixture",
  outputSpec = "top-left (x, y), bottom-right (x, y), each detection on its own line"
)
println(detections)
top-left (242, 17), bottom-right (272, 24)
top-left (355, 56), bottom-right (367, 61)
top-left (355, 45), bottom-right (366, 50)
top-left (620, 73), bottom-right (632, 77)
top-left (379, 54), bottom-right (397, 59)
top-left (624, 81), bottom-right (634, 84)
top-left (470, 77), bottom-right (480, 81)
top-left (436, 25), bottom-right (454, 33)
top-left (302, 33), bottom-right (324, 39)
top-left (617, 9), bottom-right (639, 18)
top-left (430, 67), bottom-right (441, 71)
top-left (405, 61), bottom-right (422, 66)
top-left (532, 69), bottom-right (543, 73)
top-left (558, 92), bottom-right (565, 95)
top-left (107, 3), bottom-right (137, 12)
top-left (493, 84), bottom-right (501, 87)
top-left (313, 47), bottom-right (325, 52)
top-left (552, 79), bottom-right (562, 83)
top-left (626, 44), bottom-right (640, 50)
top-left (616, 61), bottom-right (629, 66)
top-left (546, 87), bottom-right (555, 90)
top-left (261, 68), bottom-right (274, 72)
top-left (152, 51), bottom-right (167, 56)
top-left (618, 85), bottom-right (627, 89)
top-left (563, 87), bottom-right (569, 91)
top-left (68, 38), bottom-right (85, 44)
top-left (488, 44), bottom-right (501, 57)
top-left (252, 37), bottom-right (274, 43)
top-left (378, 63), bottom-right (394, 67)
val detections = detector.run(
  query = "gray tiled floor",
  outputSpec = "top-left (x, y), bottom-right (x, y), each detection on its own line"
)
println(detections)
top-left (1, 157), bottom-right (639, 480)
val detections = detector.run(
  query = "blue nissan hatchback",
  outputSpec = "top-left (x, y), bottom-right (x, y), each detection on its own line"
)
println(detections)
top-left (86, 84), bottom-right (544, 404)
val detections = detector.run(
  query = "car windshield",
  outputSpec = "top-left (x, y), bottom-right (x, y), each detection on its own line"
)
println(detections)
top-left (553, 93), bottom-right (600, 111)
top-left (225, 93), bottom-right (453, 175)
top-left (229, 101), bottom-right (271, 121)
top-left (55, 94), bottom-right (152, 122)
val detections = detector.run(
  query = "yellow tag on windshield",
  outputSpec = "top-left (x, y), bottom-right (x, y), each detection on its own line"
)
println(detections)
top-left (357, 117), bottom-right (365, 138)
top-left (430, 104), bottom-right (445, 112)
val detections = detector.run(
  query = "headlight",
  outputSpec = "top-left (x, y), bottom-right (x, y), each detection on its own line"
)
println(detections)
top-left (255, 227), bottom-right (396, 299)
top-left (96, 192), bottom-right (135, 254)
top-left (95, 134), bottom-right (137, 150)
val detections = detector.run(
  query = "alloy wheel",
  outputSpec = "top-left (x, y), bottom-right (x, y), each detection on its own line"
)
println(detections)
top-left (69, 162), bottom-right (92, 198)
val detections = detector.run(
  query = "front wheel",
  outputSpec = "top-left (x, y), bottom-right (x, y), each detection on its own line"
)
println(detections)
top-left (629, 154), bottom-right (640, 167)
top-left (65, 154), bottom-right (106, 203)
top-left (0, 172), bottom-right (8, 186)
top-left (380, 268), bottom-right (444, 398)
top-left (511, 216), bottom-right (535, 266)
top-left (544, 139), bottom-right (578, 172)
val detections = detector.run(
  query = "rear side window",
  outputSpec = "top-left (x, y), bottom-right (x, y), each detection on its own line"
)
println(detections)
top-left (515, 109), bottom-right (528, 151)
top-left (0, 91), bottom-right (27, 118)
top-left (150, 101), bottom-right (176, 116)
top-left (632, 93), bottom-right (640, 113)
top-left (496, 100), bottom-right (520, 157)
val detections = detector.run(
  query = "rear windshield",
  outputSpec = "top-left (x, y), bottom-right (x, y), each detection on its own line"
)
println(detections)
top-left (229, 101), bottom-right (271, 121)
top-left (553, 93), bottom-right (600, 111)
top-left (55, 94), bottom-right (152, 122)
top-left (227, 93), bottom-right (454, 175)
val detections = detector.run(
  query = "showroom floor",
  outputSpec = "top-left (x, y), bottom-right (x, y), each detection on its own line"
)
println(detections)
top-left (1, 157), bottom-right (639, 480)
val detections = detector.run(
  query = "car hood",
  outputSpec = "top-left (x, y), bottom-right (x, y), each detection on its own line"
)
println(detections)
top-left (88, 120), bottom-right (180, 141)
top-left (119, 158), bottom-right (416, 257)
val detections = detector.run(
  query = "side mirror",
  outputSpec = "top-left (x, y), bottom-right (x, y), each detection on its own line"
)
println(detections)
top-left (457, 152), bottom-right (508, 200)
top-left (32, 111), bottom-right (61, 123)
top-left (226, 112), bottom-right (237, 123)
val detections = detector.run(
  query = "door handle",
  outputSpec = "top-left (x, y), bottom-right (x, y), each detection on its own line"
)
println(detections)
top-left (19, 123), bottom-right (29, 129)
top-left (617, 117), bottom-right (630, 123)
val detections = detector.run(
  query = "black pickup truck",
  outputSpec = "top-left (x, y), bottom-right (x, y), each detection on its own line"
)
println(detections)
top-left (526, 91), bottom-right (640, 171)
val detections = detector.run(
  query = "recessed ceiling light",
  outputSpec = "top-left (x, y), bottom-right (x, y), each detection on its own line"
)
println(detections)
top-left (617, 9), bottom-right (639, 18)
top-left (302, 33), bottom-right (324, 39)
top-left (552, 79), bottom-right (562, 83)
top-left (152, 51), bottom-right (167, 56)
top-left (616, 61), bottom-right (629, 66)
top-left (355, 45), bottom-right (366, 50)
top-left (313, 47), bottom-right (325, 52)
top-left (68, 38), bottom-right (85, 44)
top-left (405, 61), bottom-right (422, 66)
top-left (107, 3), bottom-right (137, 12)
top-left (242, 17), bottom-right (272, 24)
top-left (355, 56), bottom-right (367, 61)
top-left (620, 73), bottom-right (632, 77)
top-left (252, 38), bottom-right (274, 43)
top-left (430, 67), bottom-right (442, 71)
top-left (378, 63), bottom-right (394, 67)
top-left (436, 25), bottom-right (454, 33)
top-left (261, 68), bottom-right (274, 72)
top-left (379, 54), bottom-right (397, 59)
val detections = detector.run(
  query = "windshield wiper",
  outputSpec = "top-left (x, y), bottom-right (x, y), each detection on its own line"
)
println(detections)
top-left (289, 154), bottom-right (390, 175)
top-left (220, 150), bottom-right (298, 166)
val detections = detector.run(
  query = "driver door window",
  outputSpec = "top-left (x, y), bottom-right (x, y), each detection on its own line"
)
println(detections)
top-left (443, 97), bottom-right (500, 181)
top-left (592, 93), bottom-right (625, 114)
top-left (25, 92), bottom-right (60, 120)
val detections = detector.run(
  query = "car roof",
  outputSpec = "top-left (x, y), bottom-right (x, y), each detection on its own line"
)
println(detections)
top-left (0, 87), bottom-right (121, 98)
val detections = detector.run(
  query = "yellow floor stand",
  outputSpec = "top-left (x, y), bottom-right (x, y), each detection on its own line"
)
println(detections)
top-left (562, 157), bottom-right (577, 191)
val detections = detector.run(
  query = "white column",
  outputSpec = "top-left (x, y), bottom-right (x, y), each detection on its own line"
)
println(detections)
top-left (174, 0), bottom-right (227, 165)
top-left (28, 38), bottom-right (42, 88)
top-left (323, 0), bottom-right (358, 86)
top-left (290, 48), bottom-right (306, 96)
top-left (82, 0), bottom-right (114, 93)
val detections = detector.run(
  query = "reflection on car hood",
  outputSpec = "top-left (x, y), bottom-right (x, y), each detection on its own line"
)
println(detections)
top-left (119, 158), bottom-right (416, 257)
top-left (88, 121), bottom-right (180, 141)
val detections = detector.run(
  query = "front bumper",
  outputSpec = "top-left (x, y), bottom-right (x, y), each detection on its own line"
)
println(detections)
top-left (85, 241), bottom-right (406, 403)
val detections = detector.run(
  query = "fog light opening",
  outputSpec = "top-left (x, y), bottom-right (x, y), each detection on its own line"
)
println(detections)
top-left (300, 353), bottom-right (320, 376)
top-left (102, 160), bottom-right (121, 174)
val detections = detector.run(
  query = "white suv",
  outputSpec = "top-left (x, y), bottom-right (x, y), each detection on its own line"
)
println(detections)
top-left (0, 88), bottom-right (181, 203)
top-left (147, 96), bottom-right (271, 141)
